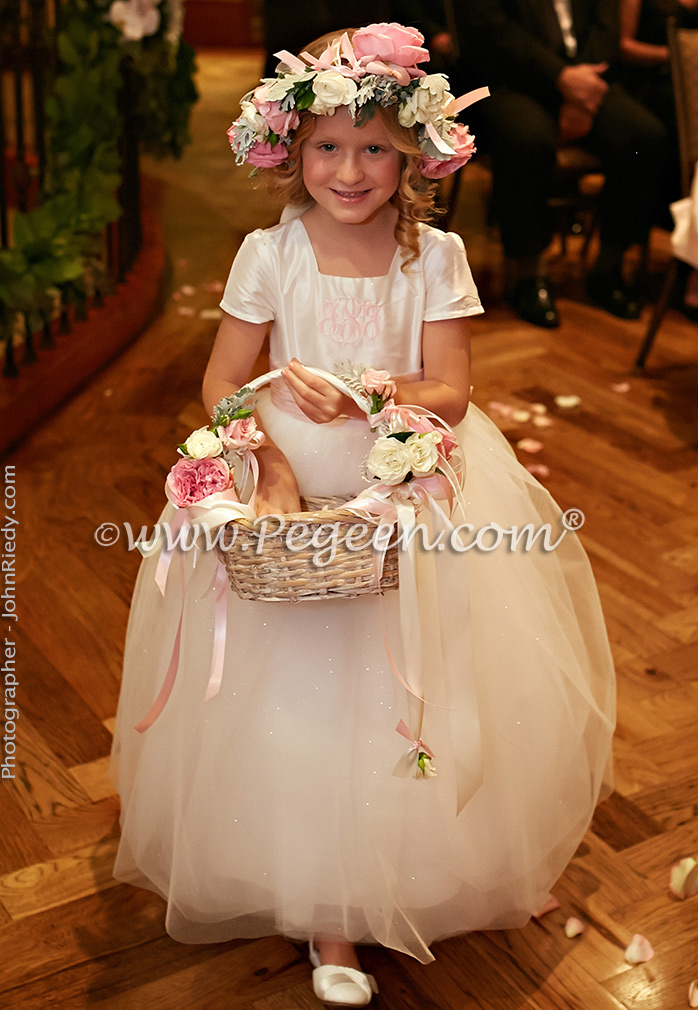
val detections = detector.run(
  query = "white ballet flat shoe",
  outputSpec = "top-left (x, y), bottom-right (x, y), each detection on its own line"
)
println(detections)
top-left (309, 942), bottom-right (378, 1007)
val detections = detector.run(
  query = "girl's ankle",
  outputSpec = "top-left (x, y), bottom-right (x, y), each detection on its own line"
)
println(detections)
top-left (313, 938), bottom-right (361, 970)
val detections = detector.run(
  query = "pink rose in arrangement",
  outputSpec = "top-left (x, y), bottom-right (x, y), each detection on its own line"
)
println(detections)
top-left (420, 124), bottom-right (476, 179)
top-left (252, 98), bottom-right (300, 138)
top-left (361, 368), bottom-right (397, 400)
top-left (166, 457), bottom-right (233, 508)
top-left (352, 22), bottom-right (429, 69)
top-left (247, 139), bottom-right (289, 168)
top-left (217, 416), bottom-right (266, 451)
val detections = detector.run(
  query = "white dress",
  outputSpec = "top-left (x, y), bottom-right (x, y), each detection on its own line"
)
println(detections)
top-left (111, 216), bottom-right (615, 963)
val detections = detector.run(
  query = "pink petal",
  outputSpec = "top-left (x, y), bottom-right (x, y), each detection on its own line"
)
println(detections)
top-left (180, 284), bottom-right (196, 296)
top-left (554, 394), bottom-right (581, 409)
top-left (670, 858), bottom-right (698, 899)
top-left (532, 414), bottom-right (554, 428)
top-left (516, 438), bottom-right (544, 454)
top-left (624, 934), bottom-right (654, 964)
top-left (611, 381), bottom-right (631, 393)
top-left (688, 980), bottom-right (698, 1007)
top-left (533, 894), bottom-right (561, 918)
top-left (526, 463), bottom-right (550, 478)
top-left (172, 291), bottom-right (181, 301)
top-left (177, 306), bottom-right (196, 317)
top-left (203, 280), bottom-right (225, 293)
top-left (564, 917), bottom-right (585, 938)
top-left (176, 258), bottom-right (188, 268)
top-left (198, 308), bottom-right (224, 320)
top-left (488, 400), bottom-right (515, 417)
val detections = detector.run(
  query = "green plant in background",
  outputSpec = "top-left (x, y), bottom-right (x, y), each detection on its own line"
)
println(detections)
top-left (0, 0), bottom-right (198, 351)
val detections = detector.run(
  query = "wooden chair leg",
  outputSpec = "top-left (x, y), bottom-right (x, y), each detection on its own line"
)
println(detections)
top-left (635, 259), bottom-right (679, 370)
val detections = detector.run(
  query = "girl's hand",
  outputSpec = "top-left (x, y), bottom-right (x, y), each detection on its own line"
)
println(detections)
top-left (281, 359), bottom-right (363, 423)
top-left (253, 445), bottom-right (302, 517)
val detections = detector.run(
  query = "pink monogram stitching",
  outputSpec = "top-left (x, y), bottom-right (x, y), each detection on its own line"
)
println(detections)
top-left (318, 297), bottom-right (383, 345)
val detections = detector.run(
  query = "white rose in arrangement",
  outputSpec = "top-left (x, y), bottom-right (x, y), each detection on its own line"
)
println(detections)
top-left (238, 101), bottom-right (269, 137)
top-left (366, 436), bottom-right (412, 485)
top-left (405, 431), bottom-right (441, 474)
top-left (398, 74), bottom-right (453, 127)
top-left (184, 427), bottom-right (223, 459)
top-left (311, 70), bottom-right (358, 114)
top-left (415, 755), bottom-right (437, 779)
top-left (266, 71), bottom-right (312, 102)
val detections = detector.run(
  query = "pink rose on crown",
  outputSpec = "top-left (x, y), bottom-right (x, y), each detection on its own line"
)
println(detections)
top-left (166, 457), bottom-right (234, 508)
top-left (251, 90), bottom-right (300, 137)
top-left (352, 22), bottom-right (429, 84)
top-left (247, 139), bottom-right (289, 168)
top-left (217, 416), bottom-right (266, 451)
top-left (420, 123), bottom-right (476, 179)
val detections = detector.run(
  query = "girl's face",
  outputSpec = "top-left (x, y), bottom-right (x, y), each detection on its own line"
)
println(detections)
top-left (301, 108), bottom-right (402, 226)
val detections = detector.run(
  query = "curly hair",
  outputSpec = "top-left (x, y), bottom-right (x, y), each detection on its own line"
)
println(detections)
top-left (259, 30), bottom-right (439, 270)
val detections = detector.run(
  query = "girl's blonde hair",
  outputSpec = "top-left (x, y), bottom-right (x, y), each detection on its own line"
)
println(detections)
top-left (262, 30), bottom-right (439, 268)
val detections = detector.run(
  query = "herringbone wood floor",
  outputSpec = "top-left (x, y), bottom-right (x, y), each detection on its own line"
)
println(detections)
top-left (1, 50), bottom-right (697, 1010)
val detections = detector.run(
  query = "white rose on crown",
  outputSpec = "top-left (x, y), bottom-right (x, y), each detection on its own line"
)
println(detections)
top-left (366, 437), bottom-right (412, 485)
top-left (405, 431), bottom-right (441, 474)
top-left (238, 101), bottom-right (269, 137)
top-left (311, 70), bottom-right (359, 114)
top-left (183, 427), bottom-right (223, 459)
top-left (398, 74), bottom-right (453, 127)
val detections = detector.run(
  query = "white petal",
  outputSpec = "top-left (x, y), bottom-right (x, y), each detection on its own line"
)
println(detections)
top-left (670, 857), bottom-right (698, 899)
top-left (554, 394), bottom-right (581, 409)
top-left (688, 980), bottom-right (698, 1007)
top-left (624, 934), bottom-right (655, 964)
top-left (512, 409), bottom-right (531, 423)
top-left (564, 917), bottom-right (585, 938)
top-left (530, 402), bottom-right (548, 415)
top-left (533, 894), bottom-right (560, 918)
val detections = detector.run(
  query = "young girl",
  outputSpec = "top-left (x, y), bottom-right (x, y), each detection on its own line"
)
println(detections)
top-left (111, 22), bottom-right (615, 1008)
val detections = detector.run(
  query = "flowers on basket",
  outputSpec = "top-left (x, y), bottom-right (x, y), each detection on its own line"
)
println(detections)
top-left (365, 410), bottom-right (457, 487)
top-left (167, 386), bottom-right (264, 508)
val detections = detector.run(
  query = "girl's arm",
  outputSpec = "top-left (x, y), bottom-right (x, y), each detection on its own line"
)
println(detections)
top-left (203, 313), bottom-right (302, 516)
top-left (282, 316), bottom-right (471, 427)
top-left (619, 0), bottom-right (669, 65)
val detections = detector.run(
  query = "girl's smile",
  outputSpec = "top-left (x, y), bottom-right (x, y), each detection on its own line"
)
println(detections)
top-left (301, 108), bottom-right (402, 225)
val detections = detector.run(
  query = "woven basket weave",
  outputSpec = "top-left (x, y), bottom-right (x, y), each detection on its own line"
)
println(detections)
top-left (219, 368), bottom-right (399, 603)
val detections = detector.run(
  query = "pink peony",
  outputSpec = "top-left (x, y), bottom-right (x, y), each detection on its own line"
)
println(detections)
top-left (166, 457), bottom-right (233, 508)
top-left (247, 139), bottom-right (289, 168)
top-left (352, 22), bottom-right (429, 69)
top-left (420, 123), bottom-right (476, 179)
top-left (217, 416), bottom-right (265, 451)
top-left (361, 368), bottom-right (397, 400)
top-left (252, 98), bottom-right (300, 137)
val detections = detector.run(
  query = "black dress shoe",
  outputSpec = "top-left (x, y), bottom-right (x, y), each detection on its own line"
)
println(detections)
top-left (586, 270), bottom-right (642, 319)
top-left (507, 277), bottom-right (560, 328)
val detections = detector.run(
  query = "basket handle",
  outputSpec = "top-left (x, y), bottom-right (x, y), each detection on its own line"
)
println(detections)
top-left (243, 366), bottom-right (373, 418)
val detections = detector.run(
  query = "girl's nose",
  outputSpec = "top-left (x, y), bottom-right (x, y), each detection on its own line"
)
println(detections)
top-left (336, 153), bottom-right (364, 185)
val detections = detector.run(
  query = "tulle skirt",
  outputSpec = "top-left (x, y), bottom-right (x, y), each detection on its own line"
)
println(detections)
top-left (110, 398), bottom-right (615, 963)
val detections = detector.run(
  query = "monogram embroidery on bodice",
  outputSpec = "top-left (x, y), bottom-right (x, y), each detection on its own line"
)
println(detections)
top-left (318, 296), bottom-right (384, 345)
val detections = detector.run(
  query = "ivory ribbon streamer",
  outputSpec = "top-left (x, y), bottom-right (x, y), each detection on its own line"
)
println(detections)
top-left (135, 492), bottom-right (257, 732)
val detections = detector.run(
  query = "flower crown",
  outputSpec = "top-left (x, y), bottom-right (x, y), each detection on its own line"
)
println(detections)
top-left (227, 22), bottom-right (489, 179)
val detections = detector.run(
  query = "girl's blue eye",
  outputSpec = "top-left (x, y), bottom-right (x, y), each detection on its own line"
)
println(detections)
top-left (366, 145), bottom-right (383, 154)
top-left (320, 143), bottom-right (336, 152)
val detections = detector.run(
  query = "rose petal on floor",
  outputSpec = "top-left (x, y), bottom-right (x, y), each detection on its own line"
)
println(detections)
top-left (203, 280), bottom-right (225, 293)
top-left (530, 402), bottom-right (548, 415)
top-left (611, 381), bottom-right (631, 393)
top-left (532, 415), bottom-right (554, 428)
top-left (516, 438), bottom-right (544, 453)
top-left (533, 894), bottom-right (560, 918)
top-left (176, 306), bottom-right (196, 317)
top-left (564, 917), bottom-right (585, 938)
top-left (487, 400), bottom-right (515, 417)
top-left (172, 291), bottom-right (181, 301)
top-left (199, 308), bottom-right (224, 320)
top-left (688, 980), bottom-right (698, 1007)
top-left (624, 934), bottom-right (654, 964)
top-left (512, 409), bottom-right (531, 422)
top-left (180, 284), bottom-right (196, 296)
top-left (525, 463), bottom-right (550, 478)
top-left (554, 394), bottom-right (581, 409)
top-left (670, 857), bottom-right (698, 899)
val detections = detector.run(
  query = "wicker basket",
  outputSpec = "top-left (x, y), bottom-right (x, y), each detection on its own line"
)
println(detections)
top-left (219, 368), bottom-right (399, 603)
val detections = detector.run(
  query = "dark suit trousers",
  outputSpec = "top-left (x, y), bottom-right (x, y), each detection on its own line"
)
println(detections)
top-left (470, 83), bottom-right (667, 259)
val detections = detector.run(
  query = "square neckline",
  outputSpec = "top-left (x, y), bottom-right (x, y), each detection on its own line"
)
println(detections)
top-left (298, 217), bottom-right (400, 281)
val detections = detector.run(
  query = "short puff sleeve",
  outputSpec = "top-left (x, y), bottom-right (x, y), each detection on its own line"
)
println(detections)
top-left (422, 230), bottom-right (483, 322)
top-left (219, 229), bottom-right (277, 323)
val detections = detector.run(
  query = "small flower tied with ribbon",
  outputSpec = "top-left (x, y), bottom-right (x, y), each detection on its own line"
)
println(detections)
top-left (227, 22), bottom-right (489, 179)
top-left (167, 387), bottom-right (264, 508)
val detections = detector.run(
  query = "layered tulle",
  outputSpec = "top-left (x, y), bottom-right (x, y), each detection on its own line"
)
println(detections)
top-left (111, 398), bottom-right (615, 962)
